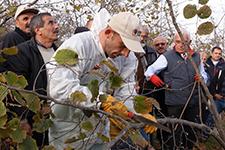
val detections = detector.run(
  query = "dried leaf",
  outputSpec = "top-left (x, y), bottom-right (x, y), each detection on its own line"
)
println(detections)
top-left (183, 4), bottom-right (197, 19)
top-left (2, 46), bottom-right (18, 55)
top-left (54, 49), bottom-right (78, 66)
top-left (199, 0), bottom-right (209, 5)
top-left (197, 21), bottom-right (214, 35)
top-left (197, 5), bottom-right (212, 19)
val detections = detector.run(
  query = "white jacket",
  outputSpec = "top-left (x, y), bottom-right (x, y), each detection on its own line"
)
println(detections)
top-left (46, 31), bottom-right (138, 149)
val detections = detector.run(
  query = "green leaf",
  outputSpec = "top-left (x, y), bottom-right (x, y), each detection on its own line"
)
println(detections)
top-left (0, 56), bottom-right (6, 63)
top-left (10, 127), bottom-right (27, 143)
top-left (0, 128), bottom-right (11, 139)
top-left (0, 85), bottom-right (8, 101)
top-left (100, 59), bottom-right (118, 74)
top-left (81, 121), bottom-right (93, 131)
top-left (4, 71), bottom-right (17, 86)
top-left (18, 136), bottom-right (38, 150)
top-left (197, 5), bottom-right (212, 19)
top-left (199, 0), bottom-right (209, 5)
top-left (0, 73), bottom-right (7, 83)
top-left (99, 94), bottom-right (107, 102)
top-left (134, 95), bottom-right (152, 114)
top-left (0, 101), bottom-right (6, 117)
top-left (8, 118), bottom-right (20, 129)
top-left (74, 5), bottom-right (81, 11)
top-left (109, 73), bottom-right (123, 89)
top-left (183, 4), bottom-right (197, 19)
top-left (42, 145), bottom-right (56, 150)
top-left (12, 90), bottom-right (26, 106)
top-left (64, 132), bottom-right (86, 144)
top-left (0, 115), bottom-right (7, 128)
top-left (97, 133), bottom-right (109, 142)
top-left (2, 46), bottom-right (18, 55)
top-left (33, 116), bottom-right (53, 133)
top-left (70, 91), bottom-right (87, 103)
top-left (54, 49), bottom-right (78, 66)
top-left (87, 79), bottom-right (99, 102)
top-left (197, 21), bottom-right (214, 35)
top-left (4, 71), bottom-right (28, 88)
top-left (20, 92), bottom-right (41, 113)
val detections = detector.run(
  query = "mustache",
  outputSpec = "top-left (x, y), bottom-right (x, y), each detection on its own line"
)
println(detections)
top-left (26, 24), bottom-right (30, 28)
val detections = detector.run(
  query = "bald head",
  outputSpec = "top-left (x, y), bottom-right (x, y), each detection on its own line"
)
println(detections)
top-left (153, 36), bottom-right (168, 54)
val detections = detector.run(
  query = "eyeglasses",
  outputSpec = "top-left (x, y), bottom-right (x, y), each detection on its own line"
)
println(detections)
top-left (155, 43), bottom-right (166, 47)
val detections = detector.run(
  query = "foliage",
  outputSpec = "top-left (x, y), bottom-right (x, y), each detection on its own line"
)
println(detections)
top-left (87, 79), bottom-right (99, 102)
top-left (197, 5), bottom-right (212, 19)
top-left (183, 4), bottom-right (197, 19)
top-left (198, 0), bottom-right (209, 5)
top-left (109, 73), bottom-right (123, 89)
top-left (54, 49), bottom-right (78, 66)
top-left (70, 91), bottom-right (87, 103)
top-left (197, 21), bottom-right (214, 35)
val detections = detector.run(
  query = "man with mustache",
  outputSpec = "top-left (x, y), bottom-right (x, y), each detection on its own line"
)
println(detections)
top-left (1, 4), bottom-right (39, 49)
top-left (4, 12), bottom-right (59, 148)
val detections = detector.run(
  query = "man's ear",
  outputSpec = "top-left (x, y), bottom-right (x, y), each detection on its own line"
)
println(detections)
top-left (35, 27), bottom-right (41, 35)
top-left (105, 28), bottom-right (113, 38)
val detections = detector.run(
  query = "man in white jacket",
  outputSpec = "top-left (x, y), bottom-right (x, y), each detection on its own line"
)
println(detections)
top-left (47, 12), bottom-right (144, 149)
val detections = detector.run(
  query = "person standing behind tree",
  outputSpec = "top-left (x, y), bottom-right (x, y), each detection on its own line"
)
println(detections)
top-left (205, 46), bottom-right (225, 113)
top-left (145, 30), bottom-right (208, 149)
top-left (4, 12), bottom-right (59, 148)
top-left (1, 4), bottom-right (38, 49)
top-left (135, 25), bottom-right (155, 94)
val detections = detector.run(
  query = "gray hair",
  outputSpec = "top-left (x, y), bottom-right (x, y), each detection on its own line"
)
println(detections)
top-left (29, 12), bottom-right (52, 36)
top-left (174, 29), bottom-right (191, 42)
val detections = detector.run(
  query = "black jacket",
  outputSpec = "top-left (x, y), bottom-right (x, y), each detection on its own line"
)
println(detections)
top-left (0, 27), bottom-right (31, 49)
top-left (205, 57), bottom-right (225, 98)
top-left (5, 38), bottom-right (57, 146)
top-left (0, 27), bottom-right (32, 72)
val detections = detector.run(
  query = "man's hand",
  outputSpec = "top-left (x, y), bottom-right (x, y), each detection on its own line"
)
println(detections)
top-left (214, 93), bottom-right (223, 100)
top-left (194, 74), bottom-right (202, 82)
top-left (149, 74), bottom-right (164, 87)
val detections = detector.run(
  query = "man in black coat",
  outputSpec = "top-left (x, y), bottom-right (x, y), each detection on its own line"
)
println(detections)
top-left (0, 4), bottom-right (39, 72)
top-left (5, 12), bottom-right (59, 148)
top-left (1, 4), bottom-right (38, 49)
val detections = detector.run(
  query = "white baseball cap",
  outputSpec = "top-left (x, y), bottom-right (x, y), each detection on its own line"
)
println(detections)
top-left (14, 4), bottom-right (39, 19)
top-left (108, 12), bottom-right (145, 53)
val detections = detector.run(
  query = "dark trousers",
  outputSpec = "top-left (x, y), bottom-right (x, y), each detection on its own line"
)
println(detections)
top-left (164, 105), bottom-right (199, 150)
